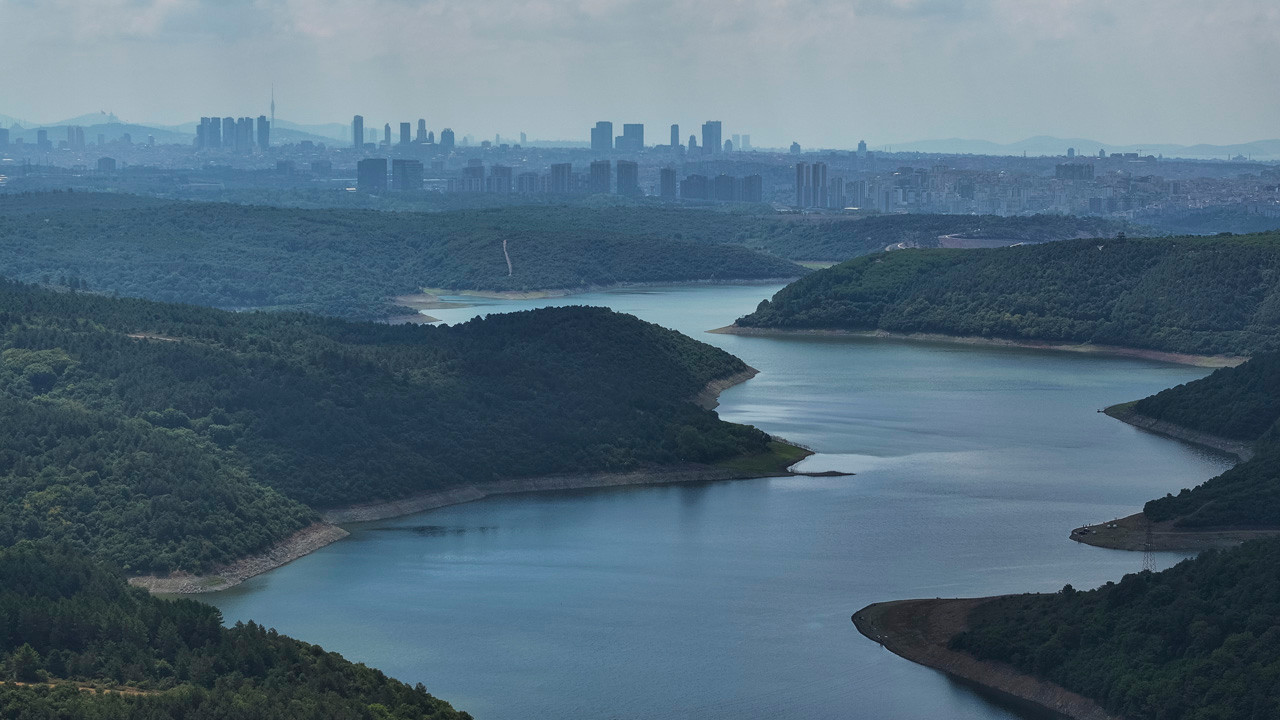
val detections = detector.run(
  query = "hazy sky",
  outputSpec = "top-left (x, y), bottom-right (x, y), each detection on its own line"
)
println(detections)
top-left (2, 0), bottom-right (1277, 148)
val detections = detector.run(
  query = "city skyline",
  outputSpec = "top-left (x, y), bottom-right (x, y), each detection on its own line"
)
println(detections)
top-left (1, 0), bottom-right (1277, 148)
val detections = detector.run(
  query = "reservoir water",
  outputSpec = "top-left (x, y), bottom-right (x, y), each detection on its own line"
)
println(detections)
top-left (211, 284), bottom-right (1232, 720)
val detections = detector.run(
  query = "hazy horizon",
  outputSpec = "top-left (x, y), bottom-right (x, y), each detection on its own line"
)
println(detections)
top-left (2, 0), bottom-right (1277, 149)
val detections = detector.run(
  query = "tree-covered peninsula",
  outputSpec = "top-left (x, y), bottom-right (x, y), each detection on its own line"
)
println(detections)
top-left (0, 543), bottom-right (471, 719)
top-left (1101, 352), bottom-right (1280, 531)
top-left (734, 233), bottom-right (1280, 357)
top-left (948, 536), bottom-right (1280, 720)
top-left (0, 280), bottom-right (780, 576)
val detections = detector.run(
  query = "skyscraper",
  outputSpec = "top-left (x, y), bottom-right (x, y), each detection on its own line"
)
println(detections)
top-left (257, 115), bottom-right (270, 149)
top-left (795, 162), bottom-right (809, 207)
top-left (416, 119), bottom-right (427, 144)
top-left (223, 118), bottom-right (236, 150)
top-left (440, 128), bottom-right (456, 151)
top-left (670, 124), bottom-right (679, 148)
top-left (357, 158), bottom-right (388, 193)
top-left (616, 160), bottom-right (640, 196)
top-left (590, 121), bottom-right (613, 152)
top-left (618, 124), bottom-right (644, 152)
top-left (701, 121), bottom-right (722, 155)
top-left (741, 135), bottom-right (751, 151)
top-left (400, 122), bottom-right (411, 146)
top-left (688, 135), bottom-right (698, 153)
top-left (353, 115), bottom-right (364, 149)
top-left (383, 124), bottom-right (391, 147)
top-left (589, 160), bottom-right (611, 194)
top-left (810, 162), bottom-right (828, 208)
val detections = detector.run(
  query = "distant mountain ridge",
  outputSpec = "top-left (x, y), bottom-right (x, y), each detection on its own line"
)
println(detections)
top-left (878, 135), bottom-right (1280, 160)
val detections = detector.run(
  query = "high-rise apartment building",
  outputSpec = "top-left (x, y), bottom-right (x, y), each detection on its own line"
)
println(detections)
top-left (670, 124), bottom-right (679, 148)
top-left (701, 121), bottom-right (722, 155)
top-left (489, 165), bottom-right (513, 193)
top-left (795, 162), bottom-right (809, 207)
top-left (550, 163), bottom-right (573, 193)
top-left (399, 122), bottom-right (411, 146)
top-left (740, 174), bottom-right (763, 202)
top-left (383, 124), bottom-right (391, 147)
top-left (810, 162), bottom-right (828, 207)
top-left (222, 118), bottom-right (236, 149)
top-left (257, 115), bottom-right (270, 149)
top-left (616, 160), bottom-right (640, 196)
top-left (589, 160), bottom-right (611, 194)
top-left (659, 167), bottom-right (677, 199)
top-left (353, 115), bottom-right (364, 149)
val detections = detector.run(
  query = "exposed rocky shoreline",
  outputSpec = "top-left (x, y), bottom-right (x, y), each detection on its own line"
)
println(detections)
top-left (129, 523), bottom-right (351, 594)
top-left (852, 598), bottom-right (1122, 720)
top-left (712, 326), bottom-right (1246, 368)
top-left (1103, 404), bottom-right (1253, 461)
top-left (133, 367), bottom-right (805, 594)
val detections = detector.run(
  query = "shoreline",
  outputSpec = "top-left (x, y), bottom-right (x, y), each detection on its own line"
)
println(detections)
top-left (128, 523), bottom-right (351, 594)
top-left (1069, 510), bottom-right (1280, 552)
top-left (322, 460), bottom-right (808, 524)
top-left (1103, 403), bottom-right (1254, 461)
top-left (134, 367), bottom-right (818, 594)
top-left (711, 326), bottom-right (1246, 368)
top-left (414, 277), bottom-right (801, 303)
top-left (1067, 404), bottom-right (1279, 551)
top-left (852, 598), bottom-right (1121, 720)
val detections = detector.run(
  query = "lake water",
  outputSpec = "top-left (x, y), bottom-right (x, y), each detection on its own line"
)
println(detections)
top-left (211, 284), bottom-right (1231, 720)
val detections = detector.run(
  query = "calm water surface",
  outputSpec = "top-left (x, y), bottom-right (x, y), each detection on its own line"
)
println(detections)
top-left (212, 284), bottom-right (1231, 719)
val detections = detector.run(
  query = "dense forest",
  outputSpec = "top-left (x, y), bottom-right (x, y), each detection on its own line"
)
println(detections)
top-left (0, 280), bottom-right (771, 574)
top-left (0, 544), bottom-right (470, 719)
top-left (0, 193), bottom-right (802, 319)
top-left (1131, 353), bottom-right (1280, 442)
top-left (1112, 352), bottom-right (1280, 529)
top-left (736, 233), bottom-right (1280, 356)
top-left (0, 192), bottom-right (1133, 319)
top-left (950, 537), bottom-right (1280, 720)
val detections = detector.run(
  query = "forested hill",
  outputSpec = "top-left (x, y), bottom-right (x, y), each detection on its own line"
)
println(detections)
top-left (735, 233), bottom-right (1280, 357)
top-left (0, 544), bottom-right (471, 719)
top-left (0, 192), bottom-right (1134, 319)
top-left (0, 280), bottom-right (771, 574)
top-left (1113, 352), bottom-right (1280, 529)
top-left (0, 193), bottom-right (803, 319)
top-left (1131, 352), bottom-right (1280, 443)
top-left (950, 536), bottom-right (1280, 720)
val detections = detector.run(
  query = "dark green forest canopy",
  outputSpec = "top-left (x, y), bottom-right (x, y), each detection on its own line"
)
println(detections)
top-left (0, 192), bottom-right (1133, 319)
top-left (0, 544), bottom-right (470, 719)
top-left (1116, 352), bottom-right (1280, 529)
top-left (0, 193), bottom-right (802, 319)
top-left (0, 280), bottom-right (769, 574)
top-left (950, 536), bottom-right (1280, 720)
top-left (736, 233), bottom-right (1280, 357)
top-left (1132, 352), bottom-right (1280, 443)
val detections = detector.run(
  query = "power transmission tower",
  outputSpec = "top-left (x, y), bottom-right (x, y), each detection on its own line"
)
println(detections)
top-left (1142, 515), bottom-right (1157, 572)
